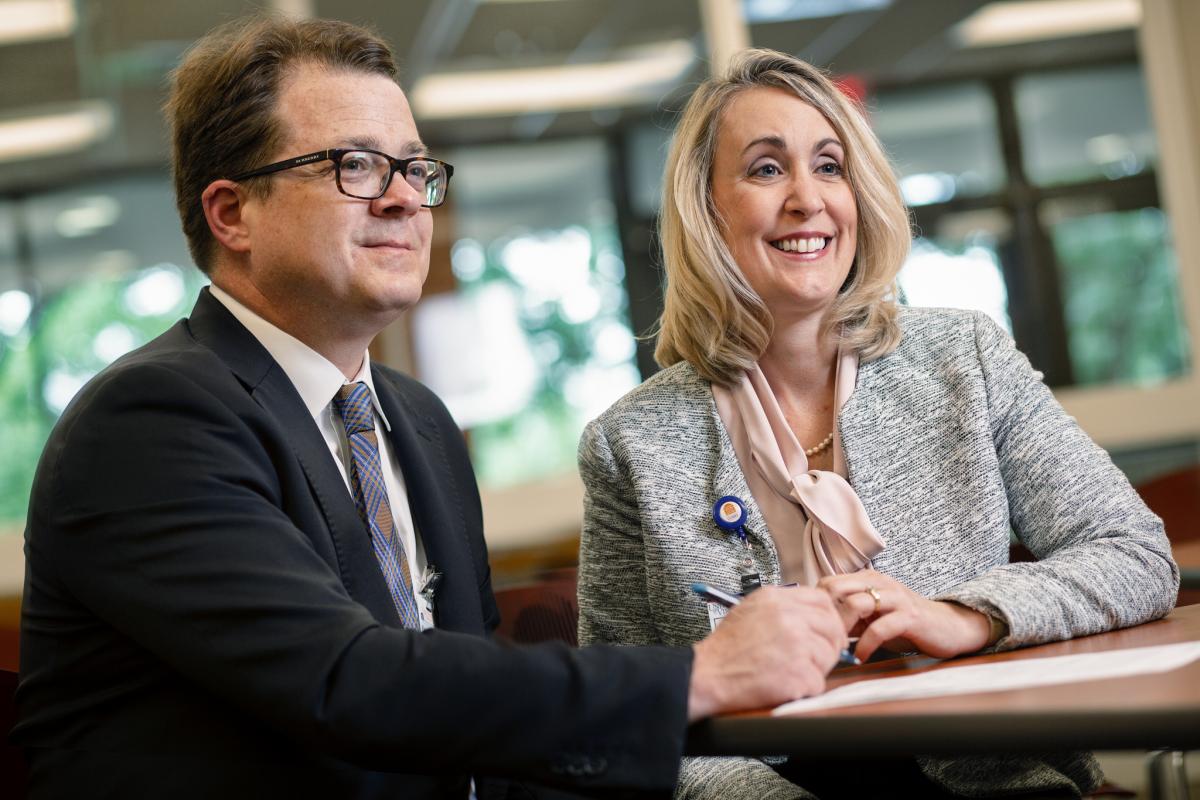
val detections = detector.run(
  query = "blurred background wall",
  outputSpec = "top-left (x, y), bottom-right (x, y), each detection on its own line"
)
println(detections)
top-left (0, 0), bottom-right (1198, 595)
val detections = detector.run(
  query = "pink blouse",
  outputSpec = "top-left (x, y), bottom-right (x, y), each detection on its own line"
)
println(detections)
top-left (712, 349), bottom-right (885, 585)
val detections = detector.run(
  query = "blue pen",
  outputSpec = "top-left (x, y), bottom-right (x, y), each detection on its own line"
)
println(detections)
top-left (691, 582), bottom-right (861, 666)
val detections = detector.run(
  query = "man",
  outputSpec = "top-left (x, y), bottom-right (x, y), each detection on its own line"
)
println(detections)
top-left (14, 16), bottom-right (847, 799)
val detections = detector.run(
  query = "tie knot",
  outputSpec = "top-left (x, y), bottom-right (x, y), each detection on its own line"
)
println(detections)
top-left (334, 382), bottom-right (375, 435)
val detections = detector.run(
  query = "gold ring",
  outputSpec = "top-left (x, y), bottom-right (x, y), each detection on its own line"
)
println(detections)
top-left (865, 586), bottom-right (881, 614)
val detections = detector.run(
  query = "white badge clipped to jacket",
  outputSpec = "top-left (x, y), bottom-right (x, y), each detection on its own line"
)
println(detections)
top-left (706, 600), bottom-right (730, 632)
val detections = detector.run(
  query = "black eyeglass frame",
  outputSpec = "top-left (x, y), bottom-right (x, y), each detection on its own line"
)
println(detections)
top-left (229, 148), bottom-right (455, 207)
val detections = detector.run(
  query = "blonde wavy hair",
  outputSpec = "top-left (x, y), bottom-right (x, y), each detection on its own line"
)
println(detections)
top-left (655, 49), bottom-right (911, 386)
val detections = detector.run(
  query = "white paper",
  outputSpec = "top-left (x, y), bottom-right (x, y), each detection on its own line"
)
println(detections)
top-left (773, 641), bottom-right (1200, 716)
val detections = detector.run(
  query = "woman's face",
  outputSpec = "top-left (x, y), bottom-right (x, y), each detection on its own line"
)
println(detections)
top-left (710, 86), bottom-right (857, 325)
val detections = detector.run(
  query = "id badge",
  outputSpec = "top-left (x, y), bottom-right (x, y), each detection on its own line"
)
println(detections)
top-left (417, 591), bottom-right (436, 630)
top-left (706, 600), bottom-right (731, 632)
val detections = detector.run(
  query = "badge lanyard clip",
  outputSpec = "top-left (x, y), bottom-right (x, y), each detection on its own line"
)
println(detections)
top-left (712, 496), bottom-right (762, 594)
top-left (418, 564), bottom-right (441, 627)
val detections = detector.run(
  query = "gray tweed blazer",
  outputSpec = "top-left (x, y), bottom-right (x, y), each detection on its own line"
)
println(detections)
top-left (577, 307), bottom-right (1179, 800)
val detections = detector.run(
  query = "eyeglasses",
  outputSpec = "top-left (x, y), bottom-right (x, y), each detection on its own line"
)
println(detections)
top-left (230, 148), bottom-right (455, 207)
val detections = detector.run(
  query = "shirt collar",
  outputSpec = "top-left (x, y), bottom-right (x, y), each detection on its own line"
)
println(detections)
top-left (209, 284), bottom-right (392, 431)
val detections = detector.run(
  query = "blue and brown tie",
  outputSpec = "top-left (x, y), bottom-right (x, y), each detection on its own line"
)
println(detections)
top-left (333, 382), bottom-right (421, 628)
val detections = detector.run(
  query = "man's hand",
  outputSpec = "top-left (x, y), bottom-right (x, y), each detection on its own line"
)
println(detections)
top-left (818, 570), bottom-right (991, 662)
top-left (687, 586), bottom-right (847, 722)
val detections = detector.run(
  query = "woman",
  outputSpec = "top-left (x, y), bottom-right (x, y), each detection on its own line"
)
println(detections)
top-left (576, 49), bottom-right (1178, 799)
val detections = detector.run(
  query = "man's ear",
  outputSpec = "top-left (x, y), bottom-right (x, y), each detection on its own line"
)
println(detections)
top-left (201, 179), bottom-right (254, 254)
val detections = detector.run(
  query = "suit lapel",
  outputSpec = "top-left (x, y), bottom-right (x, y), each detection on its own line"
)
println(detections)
top-left (372, 368), bottom-right (484, 634)
top-left (185, 289), bottom-right (403, 627)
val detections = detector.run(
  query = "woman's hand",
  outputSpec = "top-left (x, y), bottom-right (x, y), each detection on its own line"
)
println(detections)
top-left (817, 570), bottom-right (991, 661)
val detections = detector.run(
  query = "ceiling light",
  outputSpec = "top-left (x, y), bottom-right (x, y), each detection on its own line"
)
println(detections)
top-left (268, 0), bottom-right (314, 18)
top-left (0, 0), bottom-right (75, 46)
top-left (411, 40), bottom-right (696, 120)
top-left (955, 0), bottom-right (1140, 48)
top-left (0, 102), bottom-right (115, 163)
top-left (742, 0), bottom-right (891, 24)
top-left (55, 195), bottom-right (121, 239)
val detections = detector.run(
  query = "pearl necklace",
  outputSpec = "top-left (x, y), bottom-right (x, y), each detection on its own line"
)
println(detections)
top-left (805, 431), bottom-right (834, 457)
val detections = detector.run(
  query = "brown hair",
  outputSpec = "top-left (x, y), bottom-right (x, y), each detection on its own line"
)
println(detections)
top-left (655, 49), bottom-right (911, 385)
top-left (165, 16), bottom-right (397, 273)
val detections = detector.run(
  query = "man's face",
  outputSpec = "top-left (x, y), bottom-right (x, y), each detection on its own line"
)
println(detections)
top-left (239, 62), bottom-right (433, 339)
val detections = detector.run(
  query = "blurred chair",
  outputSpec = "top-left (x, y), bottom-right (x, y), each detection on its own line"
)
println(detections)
top-left (493, 567), bottom-right (578, 647)
top-left (1009, 540), bottom-right (1037, 564)
top-left (0, 596), bottom-right (19, 673)
top-left (1135, 465), bottom-right (1200, 607)
top-left (1, 668), bottom-right (27, 799)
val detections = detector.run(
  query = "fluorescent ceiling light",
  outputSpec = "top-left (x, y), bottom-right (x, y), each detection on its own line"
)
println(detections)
top-left (955, 0), bottom-right (1140, 48)
top-left (0, 102), bottom-right (115, 163)
top-left (412, 40), bottom-right (696, 120)
top-left (0, 0), bottom-right (75, 46)
top-left (55, 195), bottom-right (121, 239)
top-left (268, 0), bottom-right (315, 18)
top-left (743, 0), bottom-right (891, 24)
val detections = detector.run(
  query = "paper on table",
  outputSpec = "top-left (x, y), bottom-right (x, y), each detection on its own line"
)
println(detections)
top-left (774, 641), bottom-right (1200, 716)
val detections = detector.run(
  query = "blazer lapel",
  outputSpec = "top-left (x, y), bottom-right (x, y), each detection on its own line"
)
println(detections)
top-left (704, 383), bottom-right (781, 581)
top-left (838, 351), bottom-right (914, 485)
top-left (185, 289), bottom-right (402, 627)
top-left (372, 369), bottom-right (484, 634)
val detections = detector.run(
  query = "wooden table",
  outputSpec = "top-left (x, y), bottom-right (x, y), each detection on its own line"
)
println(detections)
top-left (687, 604), bottom-right (1200, 758)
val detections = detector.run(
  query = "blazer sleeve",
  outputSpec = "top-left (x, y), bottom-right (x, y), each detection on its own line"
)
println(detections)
top-left (577, 416), bottom-right (657, 648)
top-left (578, 416), bottom-right (811, 800)
top-left (935, 312), bottom-right (1179, 647)
top-left (34, 361), bottom-right (691, 792)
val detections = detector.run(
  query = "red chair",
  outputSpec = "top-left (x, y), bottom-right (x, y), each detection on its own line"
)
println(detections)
top-left (1135, 465), bottom-right (1200, 607)
top-left (493, 568), bottom-right (579, 646)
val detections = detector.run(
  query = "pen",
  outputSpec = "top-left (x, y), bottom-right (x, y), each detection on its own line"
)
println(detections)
top-left (692, 582), bottom-right (861, 666)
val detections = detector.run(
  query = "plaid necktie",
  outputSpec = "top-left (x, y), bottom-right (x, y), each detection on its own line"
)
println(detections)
top-left (333, 382), bottom-right (421, 628)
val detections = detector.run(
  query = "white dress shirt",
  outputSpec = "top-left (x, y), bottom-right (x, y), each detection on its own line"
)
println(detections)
top-left (210, 285), bottom-right (433, 628)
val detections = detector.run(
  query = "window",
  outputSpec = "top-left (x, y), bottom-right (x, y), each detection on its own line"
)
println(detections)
top-left (0, 177), bottom-right (206, 533)
top-left (898, 208), bottom-right (1013, 332)
top-left (411, 139), bottom-right (640, 488)
top-left (1043, 202), bottom-right (1187, 386)
top-left (873, 64), bottom-right (1188, 390)
top-left (1016, 65), bottom-right (1158, 187)
top-left (871, 82), bottom-right (1005, 206)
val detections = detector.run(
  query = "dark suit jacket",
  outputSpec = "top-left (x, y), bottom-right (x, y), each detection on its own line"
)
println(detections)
top-left (14, 289), bottom-right (689, 799)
